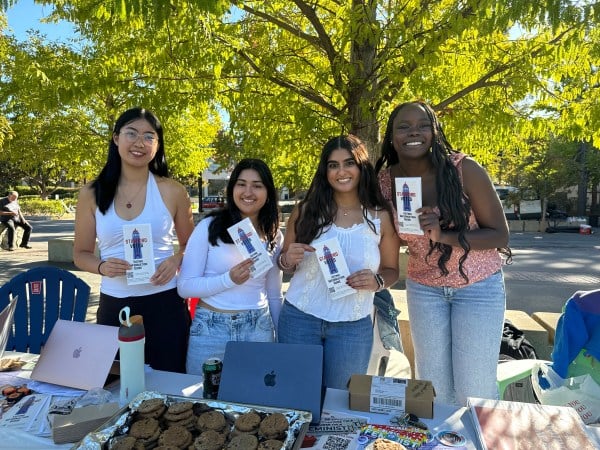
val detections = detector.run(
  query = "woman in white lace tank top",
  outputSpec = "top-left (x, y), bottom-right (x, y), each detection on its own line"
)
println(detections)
top-left (277, 135), bottom-right (400, 389)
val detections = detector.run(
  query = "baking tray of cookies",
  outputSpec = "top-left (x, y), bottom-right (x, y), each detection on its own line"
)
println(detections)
top-left (73, 391), bottom-right (312, 450)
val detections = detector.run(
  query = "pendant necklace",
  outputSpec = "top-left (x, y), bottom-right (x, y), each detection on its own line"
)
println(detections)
top-left (339, 204), bottom-right (360, 216)
top-left (123, 180), bottom-right (147, 209)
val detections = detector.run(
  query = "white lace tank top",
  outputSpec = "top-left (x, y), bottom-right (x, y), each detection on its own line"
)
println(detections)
top-left (284, 211), bottom-right (381, 322)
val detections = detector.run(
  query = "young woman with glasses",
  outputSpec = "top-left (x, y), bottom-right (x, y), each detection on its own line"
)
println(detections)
top-left (73, 107), bottom-right (195, 373)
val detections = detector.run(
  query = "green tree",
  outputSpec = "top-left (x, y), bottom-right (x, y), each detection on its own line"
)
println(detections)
top-left (219, 2), bottom-right (593, 161)
top-left (2, 1), bottom-right (600, 193)
top-left (0, 19), bottom-right (221, 194)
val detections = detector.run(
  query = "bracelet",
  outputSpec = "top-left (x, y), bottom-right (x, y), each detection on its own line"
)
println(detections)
top-left (97, 260), bottom-right (106, 275)
top-left (374, 273), bottom-right (385, 292)
top-left (277, 252), bottom-right (296, 272)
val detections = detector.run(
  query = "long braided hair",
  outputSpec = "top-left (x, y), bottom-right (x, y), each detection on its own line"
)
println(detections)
top-left (376, 101), bottom-right (511, 282)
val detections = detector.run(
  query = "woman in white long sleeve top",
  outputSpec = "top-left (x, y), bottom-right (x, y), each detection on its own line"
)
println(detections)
top-left (177, 158), bottom-right (283, 375)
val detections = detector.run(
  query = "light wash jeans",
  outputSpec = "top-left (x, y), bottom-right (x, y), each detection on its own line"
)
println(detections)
top-left (406, 271), bottom-right (506, 406)
top-left (278, 301), bottom-right (373, 390)
top-left (186, 306), bottom-right (274, 375)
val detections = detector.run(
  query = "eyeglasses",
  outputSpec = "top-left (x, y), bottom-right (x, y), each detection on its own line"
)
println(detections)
top-left (119, 130), bottom-right (158, 145)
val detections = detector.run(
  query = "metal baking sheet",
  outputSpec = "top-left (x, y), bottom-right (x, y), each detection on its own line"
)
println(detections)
top-left (73, 390), bottom-right (312, 450)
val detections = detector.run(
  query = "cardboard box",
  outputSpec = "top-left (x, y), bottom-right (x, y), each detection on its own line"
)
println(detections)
top-left (348, 375), bottom-right (435, 418)
top-left (51, 402), bottom-right (121, 444)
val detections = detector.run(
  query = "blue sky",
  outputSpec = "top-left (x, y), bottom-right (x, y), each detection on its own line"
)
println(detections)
top-left (5, 0), bottom-right (76, 42)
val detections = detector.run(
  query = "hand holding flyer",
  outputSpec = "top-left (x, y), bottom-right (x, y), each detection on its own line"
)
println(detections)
top-left (395, 177), bottom-right (423, 235)
top-left (314, 237), bottom-right (356, 300)
top-left (227, 217), bottom-right (273, 278)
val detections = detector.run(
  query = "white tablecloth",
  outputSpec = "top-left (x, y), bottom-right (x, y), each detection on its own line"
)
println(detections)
top-left (1, 353), bottom-right (599, 449)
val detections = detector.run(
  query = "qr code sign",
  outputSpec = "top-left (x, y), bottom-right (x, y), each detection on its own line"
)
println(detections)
top-left (322, 435), bottom-right (354, 450)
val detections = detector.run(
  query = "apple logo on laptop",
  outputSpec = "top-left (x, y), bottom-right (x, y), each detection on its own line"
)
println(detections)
top-left (73, 347), bottom-right (82, 358)
top-left (264, 370), bottom-right (276, 387)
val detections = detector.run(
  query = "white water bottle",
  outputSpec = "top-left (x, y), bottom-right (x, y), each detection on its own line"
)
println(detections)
top-left (118, 306), bottom-right (146, 405)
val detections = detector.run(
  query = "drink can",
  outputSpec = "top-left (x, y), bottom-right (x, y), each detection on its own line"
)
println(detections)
top-left (202, 357), bottom-right (223, 399)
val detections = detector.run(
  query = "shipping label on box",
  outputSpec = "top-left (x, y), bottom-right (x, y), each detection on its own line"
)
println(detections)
top-left (348, 374), bottom-right (435, 419)
top-left (369, 376), bottom-right (407, 414)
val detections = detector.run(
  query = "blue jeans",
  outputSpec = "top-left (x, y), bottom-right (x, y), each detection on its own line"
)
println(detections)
top-left (406, 271), bottom-right (506, 406)
top-left (278, 301), bottom-right (373, 390)
top-left (186, 306), bottom-right (275, 375)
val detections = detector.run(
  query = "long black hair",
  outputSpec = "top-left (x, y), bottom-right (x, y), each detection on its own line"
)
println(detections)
top-left (376, 101), bottom-right (511, 281)
top-left (207, 158), bottom-right (280, 252)
top-left (295, 134), bottom-right (391, 244)
top-left (93, 107), bottom-right (168, 214)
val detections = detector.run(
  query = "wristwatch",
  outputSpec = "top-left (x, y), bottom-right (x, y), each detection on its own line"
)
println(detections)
top-left (374, 273), bottom-right (385, 292)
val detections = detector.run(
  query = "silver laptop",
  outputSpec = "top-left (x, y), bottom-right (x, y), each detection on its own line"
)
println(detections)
top-left (217, 341), bottom-right (324, 423)
top-left (31, 319), bottom-right (119, 390)
top-left (0, 296), bottom-right (18, 359)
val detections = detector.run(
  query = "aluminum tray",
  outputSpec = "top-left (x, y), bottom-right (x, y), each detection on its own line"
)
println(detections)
top-left (73, 390), bottom-right (312, 450)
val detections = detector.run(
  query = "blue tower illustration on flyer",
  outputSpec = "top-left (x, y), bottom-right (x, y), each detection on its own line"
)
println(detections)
top-left (323, 245), bottom-right (338, 274)
top-left (132, 228), bottom-right (143, 259)
top-left (238, 227), bottom-right (256, 253)
top-left (401, 182), bottom-right (413, 212)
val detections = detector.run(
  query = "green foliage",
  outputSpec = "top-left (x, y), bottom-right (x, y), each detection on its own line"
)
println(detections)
top-left (1, 0), bottom-right (600, 197)
top-left (19, 198), bottom-right (65, 217)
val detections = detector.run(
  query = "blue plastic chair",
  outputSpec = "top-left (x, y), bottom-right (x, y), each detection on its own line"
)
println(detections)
top-left (0, 266), bottom-right (90, 353)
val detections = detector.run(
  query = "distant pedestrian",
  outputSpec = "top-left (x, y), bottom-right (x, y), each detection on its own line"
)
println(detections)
top-left (0, 191), bottom-right (33, 250)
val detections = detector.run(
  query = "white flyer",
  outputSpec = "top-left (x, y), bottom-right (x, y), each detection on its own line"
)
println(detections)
top-left (123, 223), bottom-right (156, 285)
top-left (0, 393), bottom-right (52, 431)
top-left (395, 177), bottom-right (423, 235)
top-left (227, 217), bottom-right (273, 278)
top-left (314, 237), bottom-right (356, 300)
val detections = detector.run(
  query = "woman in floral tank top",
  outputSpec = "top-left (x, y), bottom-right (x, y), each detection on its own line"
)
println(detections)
top-left (375, 101), bottom-right (511, 406)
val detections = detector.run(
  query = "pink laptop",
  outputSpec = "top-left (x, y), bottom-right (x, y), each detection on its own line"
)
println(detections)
top-left (31, 319), bottom-right (119, 390)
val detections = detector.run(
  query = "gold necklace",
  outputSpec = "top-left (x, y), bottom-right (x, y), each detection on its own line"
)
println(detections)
top-left (339, 204), bottom-right (361, 216)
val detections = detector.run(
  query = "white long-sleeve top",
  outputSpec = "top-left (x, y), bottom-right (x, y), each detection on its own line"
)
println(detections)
top-left (177, 216), bottom-right (284, 317)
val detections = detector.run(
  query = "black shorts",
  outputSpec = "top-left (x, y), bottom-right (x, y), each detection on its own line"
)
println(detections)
top-left (97, 288), bottom-right (191, 373)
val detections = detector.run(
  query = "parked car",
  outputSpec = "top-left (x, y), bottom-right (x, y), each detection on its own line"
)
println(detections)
top-left (495, 186), bottom-right (542, 220)
top-left (201, 196), bottom-right (225, 209)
